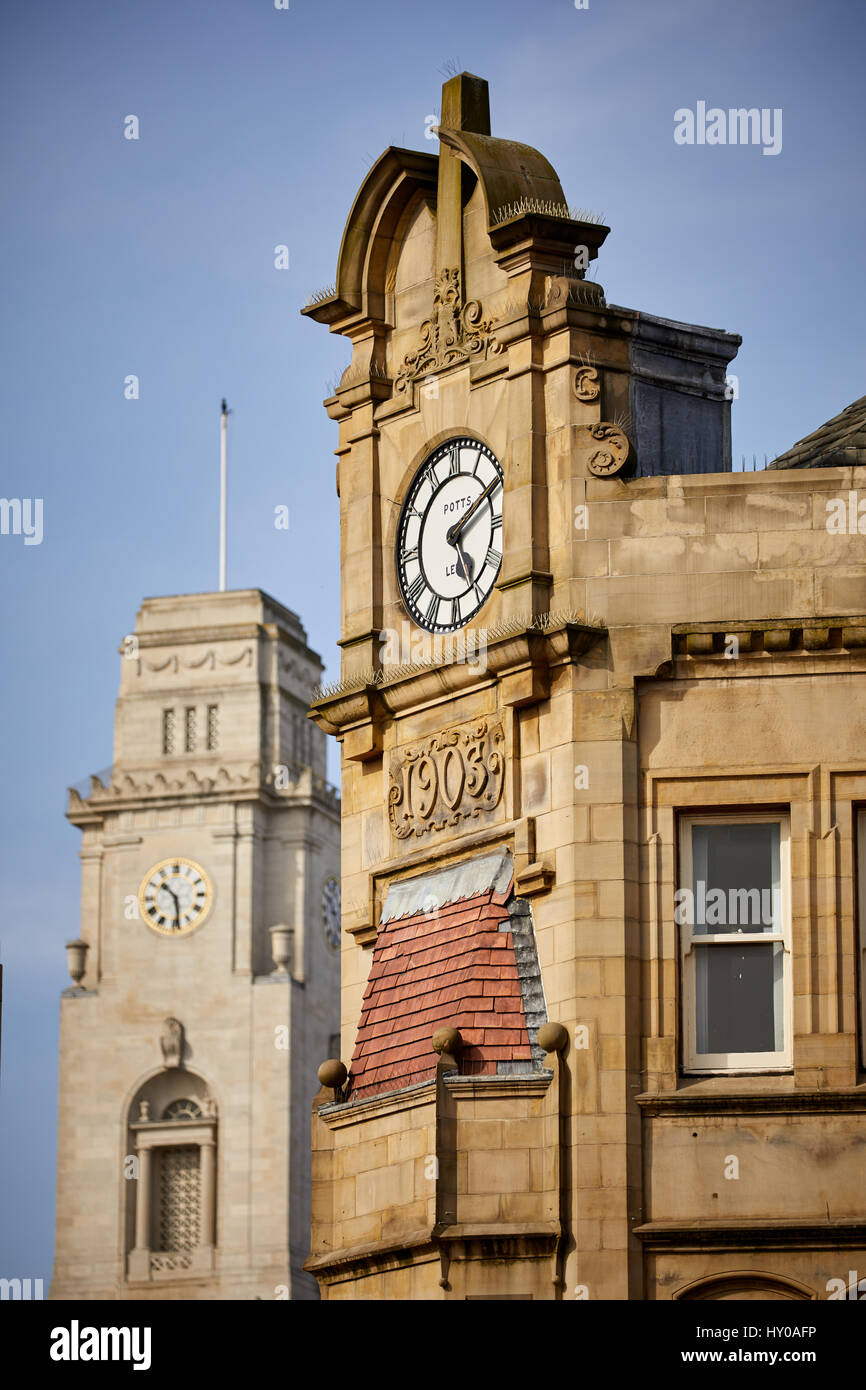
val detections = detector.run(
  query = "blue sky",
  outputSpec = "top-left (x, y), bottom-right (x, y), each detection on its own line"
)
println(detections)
top-left (1, 0), bottom-right (863, 1285)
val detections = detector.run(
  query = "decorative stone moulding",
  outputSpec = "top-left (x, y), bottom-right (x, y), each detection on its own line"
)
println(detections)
top-left (387, 718), bottom-right (505, 841)
top-left (394, 267), bottom-right (500, 396)
top-left (309, 615), bottom-right (606, 741)
top-left (579, 422), bottom-right (632, 478)
top-left (674, 620), bottom-right (866, 660)
top-left (573, 365), bottom-right (601, 402)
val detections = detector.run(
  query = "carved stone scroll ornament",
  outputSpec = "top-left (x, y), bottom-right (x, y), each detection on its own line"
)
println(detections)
top-left (574, 366), bottom-right (600, 402)
top-left (388, 718), bottom-right (505, 840)
top-left (583, 422), bottom-right (631, 478)
top-left (395, 268), bottom-right (500, 395)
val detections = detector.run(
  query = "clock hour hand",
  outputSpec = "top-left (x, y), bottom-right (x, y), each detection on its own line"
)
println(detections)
top-left (446, 476), bottom-right (500, 546)
top-left (453, 536), bottom-right (473, 585)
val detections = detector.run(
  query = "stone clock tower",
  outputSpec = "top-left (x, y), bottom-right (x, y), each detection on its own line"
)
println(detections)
top-left (51, 589), bottom-right (340, 1300)
top-left (300, 72), bottom-right (762, 1301)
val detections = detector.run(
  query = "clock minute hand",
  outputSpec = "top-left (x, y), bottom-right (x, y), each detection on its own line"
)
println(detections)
top-left (446, 477), bottom-right (499, 546)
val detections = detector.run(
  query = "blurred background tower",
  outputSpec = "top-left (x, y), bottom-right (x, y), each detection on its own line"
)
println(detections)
top-left (51, 589), bottom-right (340, 1300)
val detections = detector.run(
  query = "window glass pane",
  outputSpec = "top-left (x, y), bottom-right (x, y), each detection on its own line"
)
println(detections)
top-left (695, 942), bottom-right (784, 1054)
top-left (692, 822), bottom-right (780, 935)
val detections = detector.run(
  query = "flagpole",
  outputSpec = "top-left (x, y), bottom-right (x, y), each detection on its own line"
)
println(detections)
top-left (219, 398), bottom-right (228, 591)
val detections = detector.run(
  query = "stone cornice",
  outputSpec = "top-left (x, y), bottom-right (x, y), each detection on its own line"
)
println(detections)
top-left (633, 1218), bottom-right (866, 1251)
top-left (304, 1221), bottom-right (561, 1283)
top-left (317, 1078), bottom-right (437, 1128)
top-left (444, 1073), bottom-right (553, 1100)
top-left (305, 1228), bottom-right (438, 1282)
top-left (67, 762), bottom-right (339, 823)
top-left (667, 617), bottom-right (866, 681)
top-left (309, 617), bottom-right (604, 736)
top-left (673, 616), bottom-right (866, 656)
top-left (636, 1087), bottom-right (866, 1117)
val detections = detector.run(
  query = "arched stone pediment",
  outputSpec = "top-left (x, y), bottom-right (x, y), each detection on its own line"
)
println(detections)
top-left (307, 147), bottom-right (438, 327)
top-left (436, 127), bottom-right (567, 228)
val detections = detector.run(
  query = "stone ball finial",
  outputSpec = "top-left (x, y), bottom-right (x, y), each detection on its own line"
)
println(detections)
top-left (317, 1059), bottom-right (347, 1091)
top-left (432, 1026), bottom-right (463, 1056)
top-left (537, 1021), bottom-right (568, 1054)
top-left (65, 938), bottom-right (89, 985)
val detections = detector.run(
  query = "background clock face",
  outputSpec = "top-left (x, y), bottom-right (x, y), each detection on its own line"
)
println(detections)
top-left (139, 858), bottom-right (212, 936)
top-left (322, 877), bottom-right (341, 951)
top-left (397, 438), bottom-right (503, 632)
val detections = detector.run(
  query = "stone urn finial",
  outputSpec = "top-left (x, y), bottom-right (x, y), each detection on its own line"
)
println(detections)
top-left (269, 924), bottom-right (294, 975)
top-left (65, 938), bottom-right (89, 986)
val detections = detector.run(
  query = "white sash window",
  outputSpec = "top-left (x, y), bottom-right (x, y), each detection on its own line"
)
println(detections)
top-left (678, 814), bottom-right (792, 1072)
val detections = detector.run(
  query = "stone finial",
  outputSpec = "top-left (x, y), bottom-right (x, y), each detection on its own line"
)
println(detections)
top-left (432, 1026), bottom-right (463, 1073)
top-left (432, 1026), bottom-right (463, 1056)
top-left (160, 1017), bottom-right (184, 1068)
top-left (138, 1099), bottom-right (150, 1122)
top-left (317, 1059), bottom-right (347, 1102)
top-left (269, 923), bottom-right (294, 975)
top-left (537, 1021), bottom-right (568, 1054)
top-left (65, 938), bottom-right (89, 986)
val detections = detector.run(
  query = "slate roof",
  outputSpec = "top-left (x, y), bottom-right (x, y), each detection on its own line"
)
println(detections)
top-left (349, 854), bottom-right (534, 1100)
top-left (767, 395), bottom-right (866, 470)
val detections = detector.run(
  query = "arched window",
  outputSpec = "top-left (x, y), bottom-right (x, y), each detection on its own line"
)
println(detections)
top-left (675, 1272), bottom-right (815, 1301)
top-left (162, 1098), bottom-right (203, 1121)
top-left (125, 1071), bottom-right (217, 1285)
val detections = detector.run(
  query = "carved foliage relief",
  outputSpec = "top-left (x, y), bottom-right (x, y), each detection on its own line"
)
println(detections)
top-left (395, 268), bottom-right (499, 395)
top-left (388, 718), bottom-right (505, 840)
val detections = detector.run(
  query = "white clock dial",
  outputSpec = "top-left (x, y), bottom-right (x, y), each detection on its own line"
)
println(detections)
top-left (138, 858), bottom-right (213, 937)
top-left (396, 438), bottom-right (503, 633)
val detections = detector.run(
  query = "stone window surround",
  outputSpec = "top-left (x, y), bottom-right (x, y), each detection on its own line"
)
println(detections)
top-left (126, 1116), bottom-right (216, 1283)
top-left (644, 766), bottom-right (866, 1092)
top-left (678, 811), bottom-right (792, 1074)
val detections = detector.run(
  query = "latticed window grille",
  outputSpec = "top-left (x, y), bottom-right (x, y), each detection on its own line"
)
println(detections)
top-left (157, 1146), bottom-right (200, 1259)
top-left (162, 708), bottom-right (175, 755)
top-left (206, 704), bottom-right (218, 751)
top-left (162, 1098), bottom-right (203, 1121)
top-left (184, 707), bottom-right (197, 753)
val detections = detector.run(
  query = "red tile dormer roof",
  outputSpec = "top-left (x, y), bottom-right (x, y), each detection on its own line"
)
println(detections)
top-left (349, 851), bottom-right (535, 1100)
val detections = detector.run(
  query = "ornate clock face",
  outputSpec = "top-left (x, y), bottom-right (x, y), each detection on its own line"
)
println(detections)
top-left (138, 858), bottom-right (213, 937)
top-left (322, 877), bottom-right (341, 951)
top-left (396, 437), bottom-right (503, 633)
